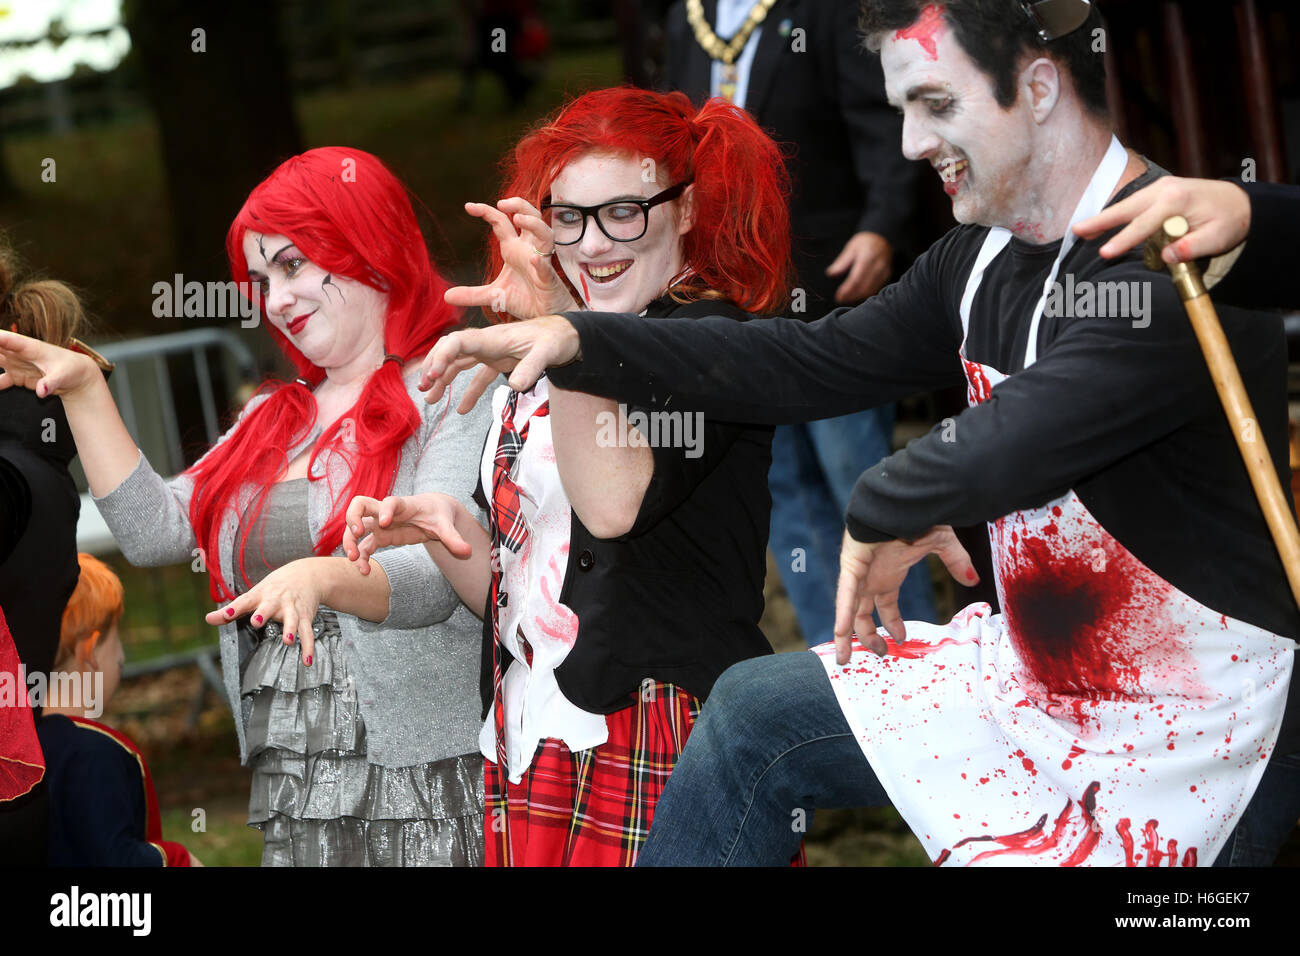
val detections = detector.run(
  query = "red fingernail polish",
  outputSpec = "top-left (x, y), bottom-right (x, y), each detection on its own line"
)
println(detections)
top-left (304, 654), bottom-right (313, 666)
top-left (224, 607), bottom-right (235, 617)
top-left (253, 614), bottom-right (263, 624)
top-left (966, 569), bottom-right (977, 582)
top-left (286, 633), bottom-right (294, 643)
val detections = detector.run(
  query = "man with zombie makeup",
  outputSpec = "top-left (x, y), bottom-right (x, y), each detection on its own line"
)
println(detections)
top-left (415, 0), bottom-right (1300, 867)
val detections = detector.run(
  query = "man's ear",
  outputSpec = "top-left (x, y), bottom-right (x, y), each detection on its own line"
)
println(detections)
top-left (677, 184), bottom-right (697, 236)
top-left (1023, 57), bottom-right (1061, 123)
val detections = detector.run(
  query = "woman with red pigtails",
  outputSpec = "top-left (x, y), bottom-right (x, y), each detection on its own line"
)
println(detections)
top-left (252, 87), bottom-right (798, 865)
top-left (0, 148), bottom-right (492, 866)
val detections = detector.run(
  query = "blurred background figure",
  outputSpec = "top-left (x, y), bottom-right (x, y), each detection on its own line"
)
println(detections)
top-left (0, 241), bottom-right (110, 865)
top-left (663, 0), bottom-right (937, 645)
top-left (38, 553), bottom-right (197, 867)
top-left (456, 0), bottom-right (550, 111)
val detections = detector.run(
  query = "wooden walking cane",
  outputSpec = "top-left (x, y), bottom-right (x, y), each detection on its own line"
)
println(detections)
top-left (1146, 216), bottom-right (1300, 611)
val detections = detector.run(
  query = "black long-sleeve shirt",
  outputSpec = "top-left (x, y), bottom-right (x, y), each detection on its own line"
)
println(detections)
top-left (1213, 181), bottom-right (1298, 312)
top-left (552, 165), bottom-right (1300, 750)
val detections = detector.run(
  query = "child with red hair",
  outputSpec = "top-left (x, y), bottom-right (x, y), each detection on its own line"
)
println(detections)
top-left (37, 554), bottom-right (195, 866)
top-left (0, 148), bottom-right (492, 866)
top-left (227, 87), bottom-right (798, 865)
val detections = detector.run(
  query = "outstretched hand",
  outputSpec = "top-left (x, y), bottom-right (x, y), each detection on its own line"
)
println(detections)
top-left (833, 525), bottom-right (978, 665)
top-left (444, 198), bottom-right (580, 320)
top-left (417, 314), bottom-right (582, 410)
top-left (1074, 176), bottom-right (1251, 263)
top-left (205, 559), bottom-right (325, 667)
top-left (343, 493), bottom-right (473, 571)
top-left (0, 329), bottom-right (101, 399)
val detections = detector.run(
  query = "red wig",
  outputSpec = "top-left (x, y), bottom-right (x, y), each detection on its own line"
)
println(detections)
top-left (490, 86), bottom-right (791, 316)
top-left (188, 147), bottom-right (459, 601)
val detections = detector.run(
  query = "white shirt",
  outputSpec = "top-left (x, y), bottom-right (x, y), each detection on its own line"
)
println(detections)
top-left (477, 380), bottom-right (609, 784)
top-left (708, 0), bottom-right (764, 108)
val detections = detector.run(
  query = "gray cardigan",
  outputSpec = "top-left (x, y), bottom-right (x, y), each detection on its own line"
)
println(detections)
top-left (94, 367), bottom-right (493, 769)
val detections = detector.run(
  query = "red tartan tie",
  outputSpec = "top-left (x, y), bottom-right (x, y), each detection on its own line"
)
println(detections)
top-left (489, 389), bottom-right (549, 783)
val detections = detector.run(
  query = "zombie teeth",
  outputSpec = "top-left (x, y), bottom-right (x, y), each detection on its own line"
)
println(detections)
top-left (588, 262), bottom-right (631, 280)
top-left (938, 160), bottom-right (968, 182)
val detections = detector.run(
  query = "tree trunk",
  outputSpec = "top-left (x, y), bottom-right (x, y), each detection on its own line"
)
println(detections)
top-left (123, 0), bottom-right (303, 281)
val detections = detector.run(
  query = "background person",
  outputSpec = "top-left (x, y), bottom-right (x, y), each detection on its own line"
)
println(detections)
top-left (0, 242), bottom-right (111, 865)
top-left (38, 554), bottom-right (197, 867)
top-left (664, 0), bottom-right (935, 644)
top-left (0, 148), bottom-right (492, 867)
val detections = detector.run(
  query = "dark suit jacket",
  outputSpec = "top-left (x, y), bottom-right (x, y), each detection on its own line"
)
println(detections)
top-left (0, 389), bottom-right (81, 689)
top-left (664, 0), bottom-right (921, 307)
top-left (477, 298), bottom-right (774, 717)
top-left (1213, 181), bottom-right (1298, 312)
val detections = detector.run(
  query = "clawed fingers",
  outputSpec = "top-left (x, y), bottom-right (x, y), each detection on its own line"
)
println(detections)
top-left (444, 282), bottom-right (500, 309)
top-left (204, 590), bottom-right (261, 626)
top-left (460, 364), bottom-right (499, 414)
top-left (874, 590), bottom-right (906, 644)
top-left (833, 560), bottom-right (868, 665)
top-left (929, 528), bottom-right (979, 588)
top-left (506, 346), bottom-right (549, 394)
top-left (465, 201), bottom-right (523, 248)
top-left (422, 351), bottom-right (484, 405)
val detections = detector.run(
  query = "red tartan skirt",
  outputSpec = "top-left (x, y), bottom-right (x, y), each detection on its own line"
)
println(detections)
top-left (485, 682), bottom-right (698, 867)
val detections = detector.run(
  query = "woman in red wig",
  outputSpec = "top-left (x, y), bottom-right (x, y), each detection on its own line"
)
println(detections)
top-left (0, 147), bottom-right (492, 866)
top-left (218, 88), bottom-right (797, 865)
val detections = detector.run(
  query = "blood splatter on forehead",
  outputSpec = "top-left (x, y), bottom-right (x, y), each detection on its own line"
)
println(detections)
top-left (895, 3), bottom-right (945, 61)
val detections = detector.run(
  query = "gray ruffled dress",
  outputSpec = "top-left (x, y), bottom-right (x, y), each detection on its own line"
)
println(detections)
top-left (233, 478), bottom-right (483, 866)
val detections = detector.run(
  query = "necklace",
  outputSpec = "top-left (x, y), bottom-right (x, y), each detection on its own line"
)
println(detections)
top-left (686, 0), bottom-right (779, 101)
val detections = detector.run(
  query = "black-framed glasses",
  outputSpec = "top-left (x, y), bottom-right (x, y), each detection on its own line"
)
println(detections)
top-left (541, 181), bottom-right (692, 246)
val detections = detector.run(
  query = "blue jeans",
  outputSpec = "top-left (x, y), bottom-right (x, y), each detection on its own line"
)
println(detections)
top-left (767, 411), bottom-right (938, 648)
top-left (638, 651), bottom-right (1300, 866)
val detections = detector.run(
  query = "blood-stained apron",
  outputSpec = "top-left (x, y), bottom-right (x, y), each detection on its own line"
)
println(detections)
top-left (816, 138), bottom-right (1295, 866)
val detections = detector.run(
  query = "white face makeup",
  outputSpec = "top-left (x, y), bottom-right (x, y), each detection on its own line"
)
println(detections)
top-left (242, 232), bottom-right (388, 370)
top-left (881, 7), bottom-right (1041, 234)
top-left (548, 152), bottom-right (693, 314)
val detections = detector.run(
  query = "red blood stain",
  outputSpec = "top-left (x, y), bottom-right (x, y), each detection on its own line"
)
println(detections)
top-left (1119, 818), bottom-right (1198, 867)
top-left (1059, 783), bottom-right (1102, 866)
top-left (1116, 818), bottom-right (1135, 865)
top-left (941, 788), bottom-right (1198, 867)
top-left (579, 273), bottom-right (590, 303)
top-left (1012, 220), bottom-right (1049, 243)
top-left (991, 507), bottom-right (1207, 731)
top-left (1143, 820), bottom-right (1168, 866)
top-left (895, 4), bottom-right (944, 60)
top-left (935, 782), bottom-right (1098, 866)
top-left (1061, 744), bottom-right (1086, 770)
top-left (1015, 749), bottom-right (1039, 776)
top-left (883, 632), bottom-right (977, 660)
top-left (531, 546), bottom-right (577, 646)
top-left (963, 358), bottom-right (994, 406)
